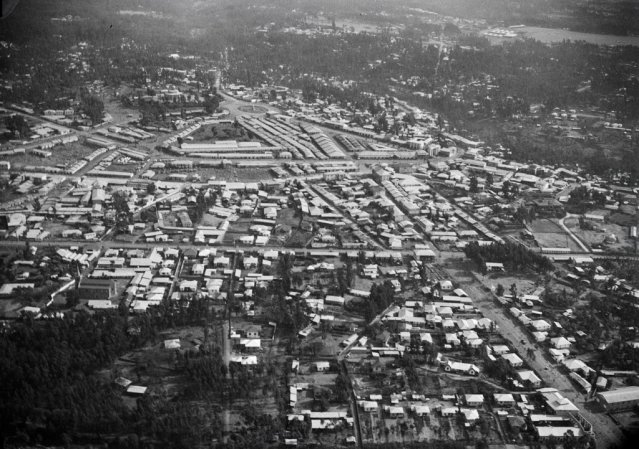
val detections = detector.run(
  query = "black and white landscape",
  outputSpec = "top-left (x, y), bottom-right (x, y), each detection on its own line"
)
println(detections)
top-left (0, 1), bottom-right (638, 448)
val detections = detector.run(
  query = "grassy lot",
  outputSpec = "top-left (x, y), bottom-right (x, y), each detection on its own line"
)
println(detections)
top-left (190, 122), bottom-right (253, 143)
top-left (106, 162), bottom-right (140, 174)
top-left (9, 141), bottom-right (97, 169)
top-left (41, 221), bottom-right (78, 238)
top-left (200, 212), bottom-right (225, 228)
top-left (565, 216), bottom-right (635, 253)
top-left (222, 218), bottom-right (253, 245)
top-left (480, 272), bottom-right (539, 297)
top-left (152, 167), bottom-right (275, 183)
top-left (529, 218), bottom-right (580, 250)
top-left (103, 95), bottom-right (141, 125)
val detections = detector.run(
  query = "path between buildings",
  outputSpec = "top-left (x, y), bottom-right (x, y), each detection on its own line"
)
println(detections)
top-left (559, 214), bottom-right (591, 253)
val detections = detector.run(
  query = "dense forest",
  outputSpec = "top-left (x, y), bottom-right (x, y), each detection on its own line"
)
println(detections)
top-left (0, 297), bottom-right (259, 448)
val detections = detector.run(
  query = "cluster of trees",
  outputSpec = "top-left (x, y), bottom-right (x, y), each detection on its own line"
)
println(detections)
top-left (333, 261), bottom-right (354, 296)
top-left (602, 259), bottom-right (639, 284)
top-left (189, 188), bottom-right (218, 224)
top-left (182, 347), bottom-right (256, 401)
top-left (543, 288), bottom-right (576, 309)
top-left (111, 190), bottom-right (132, 233)
top-left (137, 100), bottom-right (169, 125)
top-left (500, 181), bottom-right (521, 200)
top-left (79, 89), bottom-right (104, 124)
top-left (600, 341), bottom-right (639, 373)
top-left (3, 114), bottom-right (30, 139)
top-left (399, 356), bottom-right (425, 393)
top-left (258, 254), bottom-right (310, 340)
top-left (483, 357), bottom-right (517, 383)
top-left (363, 281), bottom-right (396, 323)
top-left (568, 186), bottom-right (607, 212)
top-left (464, 241), bottom-right (553, 273)
top-left (513, 204), bottom-right (538, 224)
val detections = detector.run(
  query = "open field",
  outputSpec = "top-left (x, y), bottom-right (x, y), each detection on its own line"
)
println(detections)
top-left (189, 122), bottom-right (252, 142)
top-left (103, 94), bottom-right (142, 126)
top-left (529, 218), bottom-right (581, 251)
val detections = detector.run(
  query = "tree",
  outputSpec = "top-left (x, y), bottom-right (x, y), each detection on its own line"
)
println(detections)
top-left (469, 176), bottom-right (479, 193)
top-left (502, 181), bottom-right (511, 198)
top-left (65, 289), bottom-right (80, 307)
top-left (510, 283), bottom-right (518, 300)
top-left (403, 112), bottom-right (417, 126)
top-left (496, 284), bottom-right (505, 296)
top-left (333, 372), bottom-right (350, 403)
top-left (203, 94), bottom-right (220, 114)
top-left (376, 114), bottom-right (389, 133)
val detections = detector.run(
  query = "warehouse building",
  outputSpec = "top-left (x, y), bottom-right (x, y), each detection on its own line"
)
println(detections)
top-left (79, 278), bottom-right (116, 300)
top-left (596, 386), bottom-right (639, 412)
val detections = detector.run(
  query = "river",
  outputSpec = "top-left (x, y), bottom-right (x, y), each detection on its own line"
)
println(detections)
top-left (486, 26), bottom-right (639, 47)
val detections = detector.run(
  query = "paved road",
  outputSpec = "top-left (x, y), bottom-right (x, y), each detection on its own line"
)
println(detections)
top-left (446, 264), bottom-right (625, 449)
top-left (0, 238), bottom-right (424, 256)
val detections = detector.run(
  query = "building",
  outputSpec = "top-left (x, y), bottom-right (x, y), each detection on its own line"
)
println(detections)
top-left (540, 389), bottom-right (579, 415)
top-left (517, 370), bottom-right (542, 388)
top-left (443, 360), bottom-right (479, 376)
top-left (531, 319), bottom-right (551, 332)
top-left (596, 386), bottom-right (639, 412)
top-left (78, 278), bottom-right (115, 300)
top-left (0, 283), bottom-right (35, 296)
top-left (550, 336), bottom-right (571, 350)
top-left (314, 361), bottom-right (331, 372)
top-left (493, 393), bottom-right (516, 406)
top-left (502, 353), bottom-right (524, 368)
top-left (465, 394), bottom-right (484, 407)
top-left (485, 262), bottom-right (505, 272)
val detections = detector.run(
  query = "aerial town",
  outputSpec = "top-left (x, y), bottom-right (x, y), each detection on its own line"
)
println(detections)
top-left (1, 1), bottom-right (639, 449)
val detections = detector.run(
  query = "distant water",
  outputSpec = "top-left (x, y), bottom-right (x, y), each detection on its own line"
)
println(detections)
top-left (517, 26), bottom-right (639, 47)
